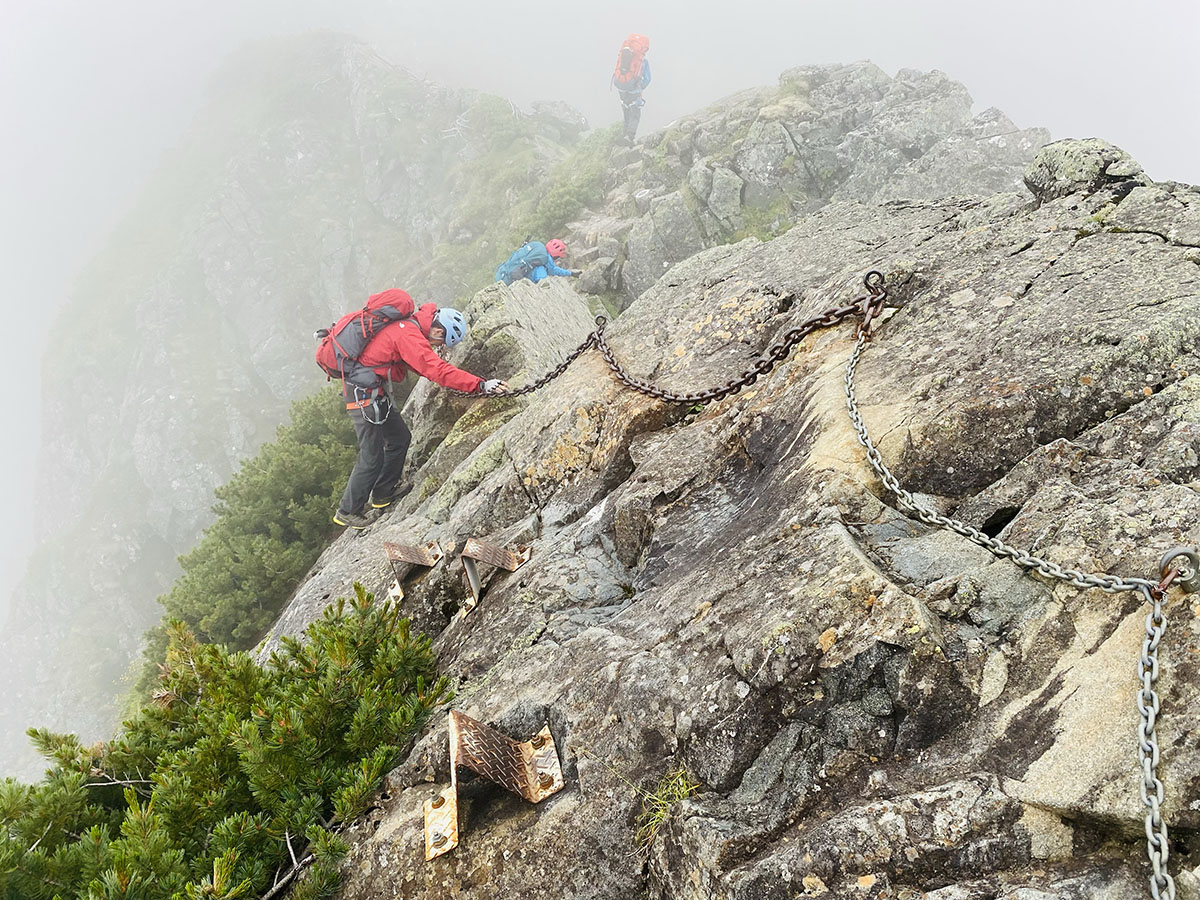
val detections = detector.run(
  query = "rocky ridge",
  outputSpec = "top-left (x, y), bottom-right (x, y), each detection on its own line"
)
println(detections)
top-left (271, 141), bottom-right (1200, 898)
top-left (568, 61), bottom-right (1048, 304)
top-left (4, 41), bottom-right (1047, 779)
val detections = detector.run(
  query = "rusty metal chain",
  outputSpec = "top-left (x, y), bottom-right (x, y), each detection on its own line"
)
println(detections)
top-left (505, 333), bottom-right (597, 396)
top-left (454, 272), bottom-right (886, 403)
top-left (842, 288), bottom-right (1199, 900)
top-left (447, 332), bottom-right (597, 398)
top-left (590, 271), bottom-right (887, 405)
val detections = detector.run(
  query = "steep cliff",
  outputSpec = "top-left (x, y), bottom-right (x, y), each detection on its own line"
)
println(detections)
top-left (2, 33), bottom-right (500, 776)
top-left (2, 35), bottom-right (1047, 782)
top-left (271, 142), bottom-right (1200, 896)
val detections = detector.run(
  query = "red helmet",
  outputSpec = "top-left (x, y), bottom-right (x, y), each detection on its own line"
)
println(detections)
top-left (546, 239), bottom-right (567, 258)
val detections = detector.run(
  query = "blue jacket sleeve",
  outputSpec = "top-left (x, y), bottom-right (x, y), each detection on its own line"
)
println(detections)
top-left (545, 259), bottom-right (574, 277)
top-left (640, 59), bottom-right (651, 90)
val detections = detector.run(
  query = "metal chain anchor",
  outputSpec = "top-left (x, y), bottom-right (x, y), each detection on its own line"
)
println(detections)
top-left (843, 278), bottom-right (1200, 900)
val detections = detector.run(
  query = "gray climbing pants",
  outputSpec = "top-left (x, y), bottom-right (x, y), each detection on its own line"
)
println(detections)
top-left (337, 397), bottom-right (412, 515)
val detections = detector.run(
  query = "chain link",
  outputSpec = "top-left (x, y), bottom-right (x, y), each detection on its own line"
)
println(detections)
top-left (843, 308), bottom-right (1174, 900)
top-left (447, 332), bottom-right (597, 398)
top-left (591, 271), bottom-right (888, 406)
top-left (460, 271), bottom-right (888, 405)
top-left (1140, 584), bottom-right (1175, 900)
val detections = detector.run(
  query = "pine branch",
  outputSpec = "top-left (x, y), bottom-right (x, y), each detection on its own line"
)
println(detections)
top-left (25, 821), bottom-right (52, 854)
top-left (285, 830), bottom-right (299, 868)
top-left (259, 852), bottom-right (314, 900)
top-left (85, 771), bottom-right (154, 797)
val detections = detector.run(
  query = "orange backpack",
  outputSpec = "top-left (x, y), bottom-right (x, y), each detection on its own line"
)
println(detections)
top-left (612, 33), bottom-right (650, 89)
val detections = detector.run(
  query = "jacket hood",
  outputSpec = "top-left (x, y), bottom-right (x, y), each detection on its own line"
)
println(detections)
top-left (415, 303), bottom-right (438, 335)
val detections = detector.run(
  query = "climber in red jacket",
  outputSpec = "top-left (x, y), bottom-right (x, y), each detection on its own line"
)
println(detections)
top-left (334, 301), bottom-right (507, 529)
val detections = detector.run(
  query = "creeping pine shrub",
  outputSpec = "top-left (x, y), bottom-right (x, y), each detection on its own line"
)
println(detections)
top-left (0, 585), bottom-right (447, 900)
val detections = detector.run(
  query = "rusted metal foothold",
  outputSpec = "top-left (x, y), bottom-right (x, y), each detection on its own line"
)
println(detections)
top-left (384, 540), bottom-right (444, 594)
top-left (386, 579), bottom-right (404, 603)
top-left (450, 711), bottom-right (563, 803)
top-left (458, 539), bottom-right (533, 614)
top-left (423, 785), bottom-right (459, 860)
top-left (423, 711), bottom-right (564, 862)
top-left (385, 540), bottom-right (444, 569)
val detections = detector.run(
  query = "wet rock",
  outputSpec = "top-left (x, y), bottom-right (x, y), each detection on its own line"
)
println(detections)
top-left (1024, 138), bottom-right (1149, 205)
top-left (283, 165), bottom-right (1200, 898)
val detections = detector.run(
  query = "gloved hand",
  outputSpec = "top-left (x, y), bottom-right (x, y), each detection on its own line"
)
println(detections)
top-left (481, 379), bottom-right (509, 395)
top-left (570, 269), bottom-right (583, 277)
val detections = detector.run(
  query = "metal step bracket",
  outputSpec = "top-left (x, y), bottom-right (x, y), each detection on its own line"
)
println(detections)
top-left (383, 540), bottom-right (444, 591)
top-left (423, 710), bottom-right (565, 860)
top-left (459, 538), bottom-right (532, 613)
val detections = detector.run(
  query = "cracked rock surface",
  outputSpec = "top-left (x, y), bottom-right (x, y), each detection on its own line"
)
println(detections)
top-left (273, 141), bottom-right (1200, 898)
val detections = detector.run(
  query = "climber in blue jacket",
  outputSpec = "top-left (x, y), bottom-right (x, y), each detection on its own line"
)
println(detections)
top-left (495, 239), bottom-right (580, 286)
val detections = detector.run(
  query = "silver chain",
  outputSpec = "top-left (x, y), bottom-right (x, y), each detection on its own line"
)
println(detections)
top-left (1139, 584), bottom-right (1175, 900)
top-left (842, 330), bottom-right (1174, 900)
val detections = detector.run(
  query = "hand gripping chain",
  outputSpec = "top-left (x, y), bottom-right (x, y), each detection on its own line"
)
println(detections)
top-left (843, 285), bottom-right (1200, 900)
top-left (465, 271), bottom-right (888, 403)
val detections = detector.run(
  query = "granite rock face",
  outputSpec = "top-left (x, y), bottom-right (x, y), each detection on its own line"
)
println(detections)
top-left (268, 142), bottom-right (1200, 897)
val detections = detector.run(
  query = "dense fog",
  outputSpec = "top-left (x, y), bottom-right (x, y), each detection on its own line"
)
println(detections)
top-left (0, 0), bottom-right (1195, 757)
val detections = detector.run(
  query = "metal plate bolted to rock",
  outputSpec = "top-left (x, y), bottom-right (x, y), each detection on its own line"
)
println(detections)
top-left (423, 711), bottom-right (564, 860)
top-left (459, 539), bottom-right (533, 613)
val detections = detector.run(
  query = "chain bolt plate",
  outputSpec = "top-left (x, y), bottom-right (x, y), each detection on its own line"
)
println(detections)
top-left (1160, 547), bottom-right (1200, 593)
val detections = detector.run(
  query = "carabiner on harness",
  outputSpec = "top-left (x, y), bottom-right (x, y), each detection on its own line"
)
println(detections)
top-left (350, 386), bottom-right (391, 425)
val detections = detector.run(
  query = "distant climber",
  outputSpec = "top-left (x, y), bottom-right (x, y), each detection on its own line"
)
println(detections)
top-left (611, 33), bottom-right (651, 144)
top-left (494, 239), bottom-right (580, 286)
top-left (315, 290), bottom-right (508, 530)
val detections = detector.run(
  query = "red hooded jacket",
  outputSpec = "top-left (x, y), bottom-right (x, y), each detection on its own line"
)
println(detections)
top-left (354, 303), bottom-right (483, 394)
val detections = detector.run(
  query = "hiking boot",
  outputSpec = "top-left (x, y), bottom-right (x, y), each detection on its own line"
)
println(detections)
top-left (332, 509), bottom-right (372, 530)
top-left (370, 482), bottom-right (413, 509)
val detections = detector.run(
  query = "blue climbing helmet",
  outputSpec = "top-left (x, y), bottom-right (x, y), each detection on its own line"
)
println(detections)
top-left (434, 307), bottom-right (467, 346)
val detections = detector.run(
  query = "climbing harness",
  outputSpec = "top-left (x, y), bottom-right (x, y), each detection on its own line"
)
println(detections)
top-left (346, 386), bottom-right (391, 424)
top-left (841, 274), bottom-right (1197, 900)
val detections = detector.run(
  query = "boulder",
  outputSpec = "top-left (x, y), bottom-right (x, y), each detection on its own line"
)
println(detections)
top-left (1024, 137), bottom-right (1149, 205)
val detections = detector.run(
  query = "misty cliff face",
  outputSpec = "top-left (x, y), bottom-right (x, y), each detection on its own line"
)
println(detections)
top-left (274, 142), bottom-right (1200, 897)
top-left (3, 34), bottom-right (513, 775)
top-left (4, 35), bottom-right (1047, 778)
